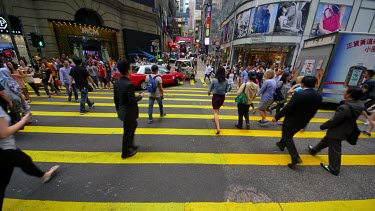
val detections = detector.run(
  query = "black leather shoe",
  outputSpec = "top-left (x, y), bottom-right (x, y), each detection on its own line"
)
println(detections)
top-left (307, 145), bottom-right (317, 156)
top-left (276, 142), bottom-right (285, 151)
top-left (245, 124), bottom-right (250, 130)
top-left (130, 145), bottom-right (139, 151)
top-left (320, 163), bottom-right (339, 176)
top-left (235, 124), bottom-right (242, 129)
top-left (122, 148), bottom-right (138, 159)
top-left (287, 158), bottom-right (302, 169)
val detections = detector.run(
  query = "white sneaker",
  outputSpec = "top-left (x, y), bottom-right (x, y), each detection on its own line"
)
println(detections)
top-left (364, 120), bottom-right (370, 126)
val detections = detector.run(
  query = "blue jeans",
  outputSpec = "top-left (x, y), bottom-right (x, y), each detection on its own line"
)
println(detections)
top-left (80, 87), bottom-right (93, 113)
top-left (148, 97), bottom-right (164, 120)
top-left (64, 82), bottom-right (78, 101)
top-left (91, 75), bottom-right (98, 86)
top-left (228, 84), bottom-right (233, 92)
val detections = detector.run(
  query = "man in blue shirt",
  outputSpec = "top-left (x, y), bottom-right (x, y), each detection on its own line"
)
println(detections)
top-left (60, 59), bottom-right (78, 102)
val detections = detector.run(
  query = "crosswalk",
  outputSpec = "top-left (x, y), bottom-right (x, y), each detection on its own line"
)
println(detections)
top-left (3, 83), bottom-right (375, 211)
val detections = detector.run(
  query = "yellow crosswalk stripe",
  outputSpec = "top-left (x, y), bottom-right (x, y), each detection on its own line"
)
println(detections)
top-left (20, 126), bottom-right (369, 138)
top-left (28, 101), bottom-right (335, 112)
top-left (190, 79), bottom-right (195, 85)
top-left (18, 150), bottom-right (375, 165)
top-left (4, 198), bottom-right (374, 211)
top-left (30, 111), bottom-right (349, 123)
top-left (200, 78), bottom-right (208, 86)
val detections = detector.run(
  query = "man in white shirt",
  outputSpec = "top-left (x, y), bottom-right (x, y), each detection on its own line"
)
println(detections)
top-left (204, 64), bottom-right (213, 82)
top-left (274, 68), bottom-right (283, 83)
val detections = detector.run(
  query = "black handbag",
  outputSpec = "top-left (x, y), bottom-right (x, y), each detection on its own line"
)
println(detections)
top-left (273, 82), bottom-right (284, 102)
top-left (346, 104), bottom-right (360, 145)
top-left (88, 84), bottom-right (94, 92)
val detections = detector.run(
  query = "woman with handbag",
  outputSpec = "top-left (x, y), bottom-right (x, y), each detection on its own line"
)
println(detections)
top-left (270, 72), bottom-right (292, 117)
top-left (18, 58), bottom-right (40, 97)
top-left (235, 72), bottom-right (259, 130)
top-left (208, 67), bottom-right (228, 134)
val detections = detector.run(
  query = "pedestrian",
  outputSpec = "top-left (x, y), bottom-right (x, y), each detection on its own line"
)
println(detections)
top-left (256, 67), bottom-right (264, 88)
top-left (69, 57), bottom-right (97, 115)
top-left (39, 62), bottom-right (58, 98)
top-left (0, 110), bottom-right (60, 211)
top-left (255, 70), bottom-right (277, 127)
top-left (97, 63), bottom-right (106, 89)
top-left (208, 67), bottom-right (228, 134)
top-left (60, 59), bottom-right (78, 102)
top-left (146, 65), bottom-right (166, 124)
top-left (288, 76), bottom-right (304, 95)
top-left (114, 60), bottom-right (144, 159)
top-left (86, 61), bottom-right (98, 87)
top-left (235, 72), bottom-right (259, 130)
top-left (360, 69), bottom-right (375, 125)
top-left (308, 87), bottom-right (364, 176)
top-left (270, 72), bottom-right (292, 117)
top-left (362, 104), bottom-right (375, 136)
top-left (41, 57), bottom-right (60, 92)
top-left (105, 62), bottom-right (112, 89)
top-left (227, 68), bottom-right (235, 95)
top-left (0, 83), bottom-right (12, 112)
top-left (18, 58), bottom-right (40, 97)
top-left (272, 76), bottom-right (322, 169)
top-left (204, 64), bottom-right (212, 83)
top-left (240, 66), bottom-right (249, 87)
top-left (7, 62), bottom-right (31, 103)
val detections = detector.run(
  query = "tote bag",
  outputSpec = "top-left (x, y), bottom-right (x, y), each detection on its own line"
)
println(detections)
top-left (235, 84), bottom-right (247, 104)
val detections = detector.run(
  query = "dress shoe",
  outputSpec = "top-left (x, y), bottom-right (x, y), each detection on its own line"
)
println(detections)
top-left (287, 158), bottom-right (302, 170)
top-left (122, 148), bottom-right (138, 159)
top-left (245, 124), bottom-right (250, 130)
top-left (307, 145), bottom-right (317, 156)
top-left (235, 124), bottom-right (242, 129)
top-left (320, 163), bottom-right (339, 176)
top-left (130, 145), bottom-right (139, 151)
top-left (276, 142), bottom-right (285, 151)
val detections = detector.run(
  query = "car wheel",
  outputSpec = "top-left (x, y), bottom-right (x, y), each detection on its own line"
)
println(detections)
top-left (175, 78), bottom-right (181, 86)
top-left (139, 80), bottom-right (147, 90)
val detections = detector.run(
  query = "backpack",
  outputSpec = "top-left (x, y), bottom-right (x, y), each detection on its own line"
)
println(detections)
top-left (147, 75), bottom-right (159, 92)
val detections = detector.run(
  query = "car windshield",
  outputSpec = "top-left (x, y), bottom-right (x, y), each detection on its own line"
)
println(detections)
top-left (176, 61), bottom-right (191, 67)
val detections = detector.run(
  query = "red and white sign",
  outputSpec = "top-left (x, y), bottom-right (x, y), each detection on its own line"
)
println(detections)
top-left (175, 36), bottom-right (194, 42)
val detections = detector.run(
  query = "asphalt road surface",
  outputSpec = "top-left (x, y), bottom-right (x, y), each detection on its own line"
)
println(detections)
top-left (2, 62), bottom-right (375, 210)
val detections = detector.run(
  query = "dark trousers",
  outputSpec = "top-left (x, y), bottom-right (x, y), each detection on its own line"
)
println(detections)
top-left (52, 76), bottom-right (60, 91)
top-left (0, 149), bottom-right (44, 210)
top-left (80, 88), bottom-right (93, 113)
top-left (42, 82), bottom-right (58, 95)
top-left (122, 120), bottom-right (138, 157)
top-left (237, 103), bottom-right (250, 127)
top-left (27, 82), bottom-right (40, 95)
top-left (278, 126), bottom-right (301, 162)
top-left (313, 136), bottom-right (342, 174)
top-left (271, 102), bottom-right (285, 117)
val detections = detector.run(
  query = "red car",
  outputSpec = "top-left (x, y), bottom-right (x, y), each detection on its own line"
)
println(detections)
top-left (130, 65), bottom-right (184, 90)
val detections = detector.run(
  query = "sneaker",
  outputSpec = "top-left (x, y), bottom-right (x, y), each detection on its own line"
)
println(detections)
top-left (258, 120), bottom-right (270, 127)
top-left (361, 131), bottom-right (371, 137)
top-left (80, 110), bottom-right (90, 115)
top-left (89, 102), bottom-right (95, 109)
top-left (160, 113), bottom-right (166, 117)
top-left (148, 120), bottom-right (153, 124)
top-left (364, 120), bottom-right (370, 126)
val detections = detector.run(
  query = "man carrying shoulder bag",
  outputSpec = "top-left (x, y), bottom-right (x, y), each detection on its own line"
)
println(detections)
top-left (308, 87), bottom-right (364, 176)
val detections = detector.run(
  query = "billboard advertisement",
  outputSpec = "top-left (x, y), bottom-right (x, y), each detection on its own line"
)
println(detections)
top-left (226, 18), bottom-right (234, 42)
top-left (234, 9), bottom-right (251, 39)
top-left (251, 4), bottom-right (279, 35)
top-left (274, 2), bottom-right (310, 36)
top-left (311, 3), bottom-right (352, 36)
top-left (247, 8), bottom-right (256, 36)
top-left (323, 34), bottom-right (375, 101)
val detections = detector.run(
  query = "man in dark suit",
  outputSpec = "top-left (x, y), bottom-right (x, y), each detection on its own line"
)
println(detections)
top-left (272, 76), bottom-right (323, 169)
top-left (308, 87), bottom-right (364, 176)
top-left (114, 60), bottom-right (144, 159)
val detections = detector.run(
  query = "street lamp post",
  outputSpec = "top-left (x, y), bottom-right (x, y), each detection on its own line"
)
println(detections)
top-left (1, 1), bottom-right (21, 60)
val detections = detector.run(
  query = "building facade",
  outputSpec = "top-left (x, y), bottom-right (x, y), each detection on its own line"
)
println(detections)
top-left (0, 0), bottom-right (176, 62)
top-left (220, 0), bottom-right (375, 67)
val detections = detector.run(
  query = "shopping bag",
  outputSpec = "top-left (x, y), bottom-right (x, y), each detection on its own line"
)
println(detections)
top-left (322, 8), bottom-right (340, 32)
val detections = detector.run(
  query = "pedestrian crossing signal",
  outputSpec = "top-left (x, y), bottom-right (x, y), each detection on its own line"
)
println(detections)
top-left (27, 32), bottom-right (45, 48)
top-left (36, 35), bottom-right (45, 48)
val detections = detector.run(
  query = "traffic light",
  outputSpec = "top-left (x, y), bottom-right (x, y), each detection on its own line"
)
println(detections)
top-left (35, 34), bottom-right (45, 48)
top-left (26, 32), bottom-right (45, 48)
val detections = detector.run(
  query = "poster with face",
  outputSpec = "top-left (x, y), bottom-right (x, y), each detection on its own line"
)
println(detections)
top-left (311, 3), bottom-right (352, 36)
top-left (274, 2), bottom-right (310, 35)
top-left (251, 4), bottom-right (279, 34)
top-left (226, 18), bottom-right (234, 42)
top-left (234, 9), bottom-right (251, 39)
